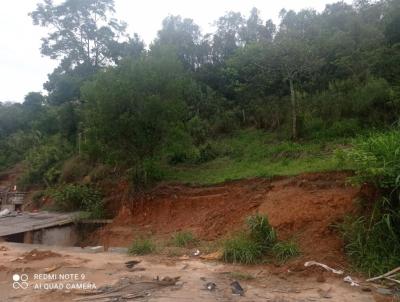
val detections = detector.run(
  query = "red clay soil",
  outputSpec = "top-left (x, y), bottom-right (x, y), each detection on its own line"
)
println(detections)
top-left (98, 172), bottom-right (360, 266)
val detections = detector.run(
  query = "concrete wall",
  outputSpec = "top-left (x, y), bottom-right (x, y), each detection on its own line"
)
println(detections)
top-left (26, 224), bottom-right (78, 246)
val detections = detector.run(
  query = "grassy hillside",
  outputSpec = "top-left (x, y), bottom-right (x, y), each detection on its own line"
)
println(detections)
top-left (164, 129), bottom-right (350, 184)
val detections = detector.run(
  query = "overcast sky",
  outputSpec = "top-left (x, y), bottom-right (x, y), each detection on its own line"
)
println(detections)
top-left (0, 0), bottom-right (351, 103)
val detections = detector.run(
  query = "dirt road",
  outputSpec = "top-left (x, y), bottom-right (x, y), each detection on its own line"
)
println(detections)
top-left (0, 242), bottom-right (380, 302)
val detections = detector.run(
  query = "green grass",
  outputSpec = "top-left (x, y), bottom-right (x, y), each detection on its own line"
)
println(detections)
top-left (341, 213), bottom-right (400, 276)
top-left (272, 240), bottom-right (300, 263)
top-left (128, 238), bottom-right (156, 255)
top-left (163, 129), bottom-right (348, 185)
top-left (223, 214), bottom-right (278, 264)
top-left (170, 231), bottom-right (197, 247)
top-left (338, 130), bottom-right (400, 276)
top-left (223, 233), bottom-right (263, 264)
top-left (247, 214), bottom-right (277, 250)
top-left (222, 214), bottom-right (303, 265)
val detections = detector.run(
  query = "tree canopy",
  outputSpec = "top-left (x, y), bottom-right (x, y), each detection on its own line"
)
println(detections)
top-left (0, 0), bottom-right (399, 183)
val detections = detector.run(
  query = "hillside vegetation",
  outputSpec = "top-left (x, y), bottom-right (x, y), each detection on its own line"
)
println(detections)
top-left (1, 0), bottom-right (400, 275)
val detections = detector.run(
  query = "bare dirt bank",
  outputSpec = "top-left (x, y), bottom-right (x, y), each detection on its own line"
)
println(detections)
top-left (98, 172), bottom-right (360, 267)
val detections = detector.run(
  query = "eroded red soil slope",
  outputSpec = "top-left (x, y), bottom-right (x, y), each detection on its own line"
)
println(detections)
top-left (99, 172), bottom-right (359, 265)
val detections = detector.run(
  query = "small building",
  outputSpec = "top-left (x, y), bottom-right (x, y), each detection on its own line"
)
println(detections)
top-left (0, 190), bottom-right (26, 211)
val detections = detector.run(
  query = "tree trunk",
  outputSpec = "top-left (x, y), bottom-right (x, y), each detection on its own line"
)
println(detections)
top-left (289, 78), bottom-right (297, 140)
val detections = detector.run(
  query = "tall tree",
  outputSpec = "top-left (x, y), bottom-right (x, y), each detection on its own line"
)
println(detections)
top-left (154, 15), bottom-right (202, 70)
top-left (274, 9), bottom-right (322, 139)
top-left (30, 0), bottom-right (127, 69)
top-left (242, 8), bottom-right (275, 44)
top-left (212, 12), bottom-right (245, 61)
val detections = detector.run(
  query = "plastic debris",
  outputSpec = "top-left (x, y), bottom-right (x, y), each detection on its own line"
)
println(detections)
top-left (343, 276), bottom-right (360, 287)
top-left (231, 281), bottom-right (245, 296)
top-left (205, 282), bottom-right (216, 291)
top-left (88, 246), bottom-right (104, 253)
top-left (0, 209), bottom-right (10, 217)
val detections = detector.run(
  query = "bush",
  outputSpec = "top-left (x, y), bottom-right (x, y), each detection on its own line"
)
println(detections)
top-left (223, 233), bottom-right (263, 264)
top-left (128, 238), bottom-right (156, 255)
top-left (60, 156), bottom-right (91, 183)
top-left (341, 212), bottom-right (400, 276)
top-left (341, 130), bottom-right (400, 275)
top-left (223, 214), bottom-right (277, 264)
top-left (164, 126), bottom-right (199, 165)
top-left (246, 214), bottom-right (277, 250)
top-left (49, 184), bottom-right (104, 218)
top-left (325, 119), bottom-right (361, 138)
top-left (197, 143), bottom-right (218, 163)
top-left (212, 111), bottom-right (239, 134)
top-left (170, 231), bottom-right (197, 247)
top-left (187, 116), bottom-right (210, 145)
top-left (128, 159), bottom-right (165, 190)
top-left (344, 130), bottom-right (400, 188)
top-left (304, 118), bottom-right (361, 140)
top-left (31, 190), bottom-right (45, 209)
top-left (272, 241), bottom-right (300, 263)
top-left (19, 135), bottom-right (72, 187)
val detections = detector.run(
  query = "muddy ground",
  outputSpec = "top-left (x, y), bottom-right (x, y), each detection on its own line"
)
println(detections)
top-left (0, 242), bottom-right (386, 302)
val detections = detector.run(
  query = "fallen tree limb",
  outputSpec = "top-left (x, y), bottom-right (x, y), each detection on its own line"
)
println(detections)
top-left (384, 277), bottom-right (400, 285)
top-left (366, 267), bottom-right (400, 282)
top-left (304, 261), bottom-right (343, 275)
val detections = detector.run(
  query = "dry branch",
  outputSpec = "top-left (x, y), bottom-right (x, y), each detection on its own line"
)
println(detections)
top-left (366, 267), bottom-right (400, 282)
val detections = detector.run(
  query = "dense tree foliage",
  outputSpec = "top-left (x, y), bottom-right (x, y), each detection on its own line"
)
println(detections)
top-left (30, 0), bottom-right (127, 68)
top-left (0, 0), bottom-right (399, 185)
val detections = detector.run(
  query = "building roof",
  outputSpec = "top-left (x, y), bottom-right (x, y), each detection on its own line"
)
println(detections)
top-left (0, 212), bottom-right (77, 237)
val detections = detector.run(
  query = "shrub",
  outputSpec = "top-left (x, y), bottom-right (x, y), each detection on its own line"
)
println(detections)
top-left (223, 214), bottom-right (277, 264)
top-left (341, 203), bottom-right (400, 276)
top-left (212, 111), bottom-right (239, 134)
top-left (19, 135), bottom-right (72, 187)
top-left (49, 184), bottom-right (104, 218)
top-left (197, 143), bottom-right (218, 163)
top-left (341, 130), bottom-right (400, 275)
top-left (223, 233), bottom-right (263, 264)
top-left (272, 241), bottom-right (300, 263)
top-left (60, 156), bottom-right (91, 183)
top-left (164, 126), bottom-right (199, 165)
top-left (31, 190), bottom-right (45, 208)
top-left (128, 238), bottom-right (156, 255)
top-left (128, 159), bottom-right (165, 190)
top-left (187, 115), bottom-right (210, 145)
top-left (171, 231), bottom-right (197, 247)
top-left (344, 130), bottom-right (400, 189)
top-left (246, 214), bottom-right (277, 250)
top-left (325, 119), bottom-right (360, 138)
